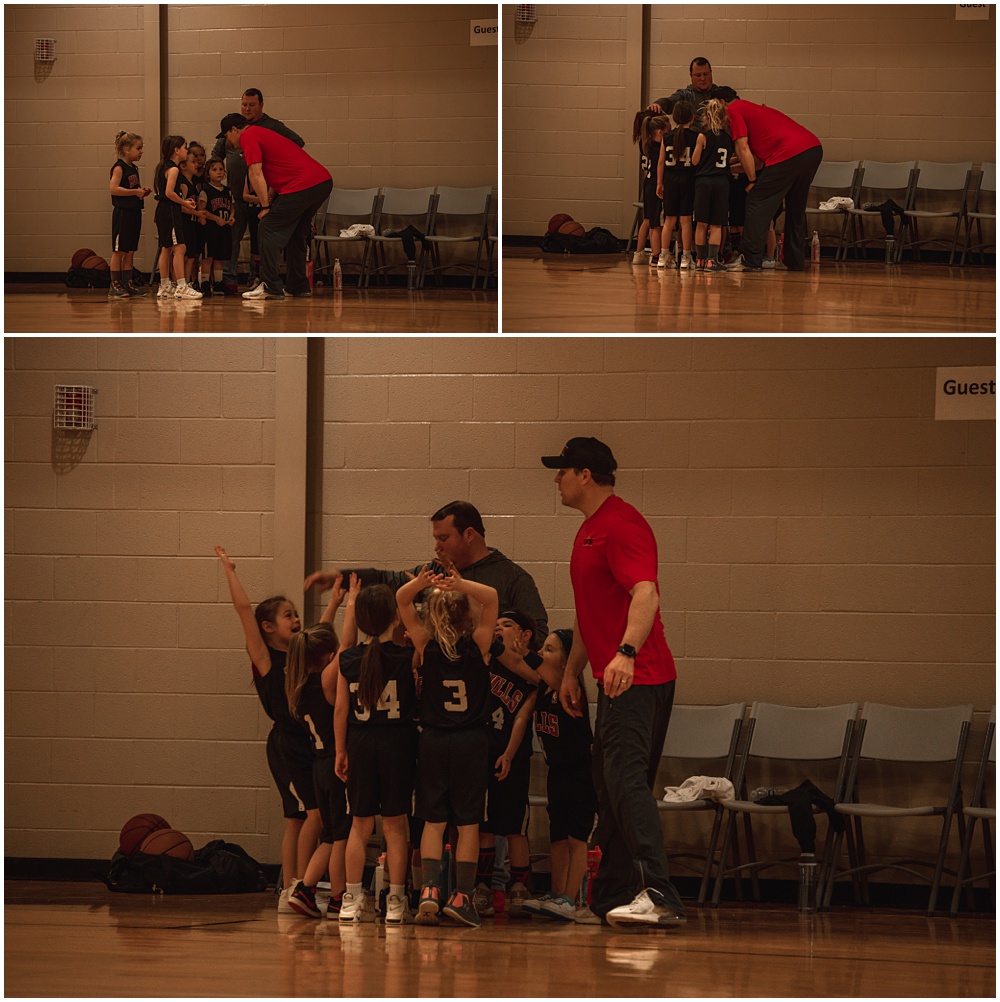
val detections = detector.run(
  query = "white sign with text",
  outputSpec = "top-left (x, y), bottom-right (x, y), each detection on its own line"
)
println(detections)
top-left (471, 19), bottom-right (499, 45)
top-left (955, 4), bottom-right (992, 18)
top-left (935, 366), bottom-right (996, 420)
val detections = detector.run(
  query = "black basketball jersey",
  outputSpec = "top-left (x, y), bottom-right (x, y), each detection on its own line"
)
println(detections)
top-left (487, 660), bottom-right (535, 760)
top-left (661, 127), bottom-right (700, 175)
top-left (296, 673), bottom-right (335, 758)
top-left (640, 138), bottom-right (661, 184)
top-left (201, 183), bottom-right (234, 221)
top-left (252, 646), bottom-right (298, 730)
top-left (696, 130), bottom-right (735, 178)
top-left (111, 158), bottom-right (142, 210)
top-left (154, 159), bottom-right (180, 201)
top-left (418, 634), bottom-right (490, 730)
top-left (338, 641), bottom-right (418, 727)
top-left (533, 681), bottom-right (593, 768)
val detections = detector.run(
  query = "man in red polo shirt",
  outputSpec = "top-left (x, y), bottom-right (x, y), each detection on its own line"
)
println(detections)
top-left (541, 436), bottom-right (686, 930)
top-left (217, 113), bottom-right (332, 300)
top-left (723, 98), bottom-right (823, 273)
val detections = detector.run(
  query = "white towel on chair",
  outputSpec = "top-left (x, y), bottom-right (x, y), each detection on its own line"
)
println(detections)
top-left (816, 197), bottom-right (854, 212)
top-left (339, 223), bottom-right (375, 238)
top-left (662, 776), bottom-right (735, 803)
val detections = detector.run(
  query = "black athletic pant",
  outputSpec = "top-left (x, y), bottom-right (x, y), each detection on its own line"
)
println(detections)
top-left (259, 178), bottom-right (332, 295)
top-left (741, 145), bottom-right (823, 270)
top-left (590, 679), bottom-right (686, 918)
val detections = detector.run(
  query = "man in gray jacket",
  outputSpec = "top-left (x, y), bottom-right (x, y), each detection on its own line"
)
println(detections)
top-left (211, 89), bottom-right (305, 294)
top-left (648, 57), bottom-right (724, 123)
top-left (304, 500), bottom-right (549, 640)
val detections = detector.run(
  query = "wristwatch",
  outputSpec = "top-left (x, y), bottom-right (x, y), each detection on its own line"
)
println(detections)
top-left (616, 643), bottom-right (637, 659)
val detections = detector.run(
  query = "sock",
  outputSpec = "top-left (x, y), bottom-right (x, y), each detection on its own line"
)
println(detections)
top-left (422, 857), bottom-right (442, 888)
top-left (346, 881), bottom-right (362, 898)
top-left (475, 846), bottom-right (495, 886)
top-left (511, 865), bottom-right (530, 888)
top-left (389, 882), bottom-right (405, 901)
top-left (455, 861), bottom-right (476, 895)
top-left (709, 243), bottom-right (720, 262)
top-left (697, 244), bottom-right (708, 261)
top-left (110, 269), bottom-right (122, 287)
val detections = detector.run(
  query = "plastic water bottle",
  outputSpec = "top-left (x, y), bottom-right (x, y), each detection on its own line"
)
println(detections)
top-left (407, 260), bottom-right (417, 290)
top-left (798, 853), bottom-right (818, 914)
top-left (581, 847), bottom-right (602, 905)
top-left (810, 231), bottom-right (820, 263)
top-left (885, 237), bottom-right (895, 266)
top-left (441, 843), bottom-right (453, 900)
top-left (333, 258), bottom-right (343, 291)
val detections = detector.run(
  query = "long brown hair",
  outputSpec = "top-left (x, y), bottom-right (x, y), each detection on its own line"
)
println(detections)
top-left (354, 585), bottom-right (398, 710)
top-left (285, 622), bottom-right (339, 720)
top-left (154, 135), bottom-right (185, 193)
top-left (670, 101), bottom-right (695, 163)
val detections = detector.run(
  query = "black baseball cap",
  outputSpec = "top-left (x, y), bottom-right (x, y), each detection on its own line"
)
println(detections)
top-left (217, 113), bottom-right (248, 138)
top-left (540, 436), bottom-right (618, 476)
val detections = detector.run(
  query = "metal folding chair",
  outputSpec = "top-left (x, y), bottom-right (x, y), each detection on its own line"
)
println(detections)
top-left (897, 161), bottom-right (973, 265)
top-left (960, 163), bottom-right (995, 265)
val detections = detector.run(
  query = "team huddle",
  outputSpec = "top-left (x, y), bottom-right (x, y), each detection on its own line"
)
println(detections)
top-left (215, 522), bottom-right (597, 930)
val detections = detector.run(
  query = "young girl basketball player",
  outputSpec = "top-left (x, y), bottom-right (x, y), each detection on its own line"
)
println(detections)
top-left (691, 99), bottom-right (736, 271)
top-left (630, 109), bottom-right (657, 264)
top-left (524, 629), bottom-right (597, 923)
top-left (396, 564), bottom-right (498, 928)
top-left (198, 158), bottom-right (236, 296)
top-left (638, 115), bottom-right (671, 268)
top-left (178, 153), bottom-right (206, 291)
top-left (474, 610), bottom-right (538, 920)
top-left (153, 136), bottom-right (201, 300)
top-left (334, 583), bottom-right (419, 925)
top-left (284, 614), bottom-right (352, 921)
top-left (108, 131), bottom-right (151, 299)
top-left (215, 546), bottom-right (326, 911)
top-left (657, 101), bottom-right (698, 270)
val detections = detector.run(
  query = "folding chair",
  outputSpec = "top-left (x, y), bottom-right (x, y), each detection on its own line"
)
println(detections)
top-left (361, 186), bottom-right (436, 288)
top-left (311, 186), bottom-right (380, 285)
top-left (710, 702), bottom-right (858, 908)
top-left (961, 163), bottom-right (995, 265)
top-left (626, 201), bottom-right (645, 257)
top-left (821, 703), bottom-right (974, 916)
top-left (838, 161), bottom-right (917, 261)
top-left (897, 161), bottom-right (973, 265)
top-left (804, 159), bottom-right (860, 257)
top-left (657, 703), bottom-right (745, 904)
top-left (949, 708), bottom-right (994, 916)
top-left (419, 185), bottom-right (492, 289)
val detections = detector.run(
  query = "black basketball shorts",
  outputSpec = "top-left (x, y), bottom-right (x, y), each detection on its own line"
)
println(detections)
top-left (346, 725), bottom-right (418, 819)
top-left (415, 726), bottom-right (488, 827)
top-left (111, 208), bottom-right (142, 253)
top-left (546, 760), bottom-right (597, 843)
top-left (482, 750), bottom-right (531, 836)
top-left (661, 174), bottom-right (695, 217)
top-left (313, 755), bottom-right (351, 843)
top-left (694, 176), bottom-right (730, 227)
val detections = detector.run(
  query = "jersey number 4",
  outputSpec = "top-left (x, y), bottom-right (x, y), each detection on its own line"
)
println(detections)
top-left (664, 146), bottom-right (692, 168)
top-left (350, 680), bottom-right (401, 721)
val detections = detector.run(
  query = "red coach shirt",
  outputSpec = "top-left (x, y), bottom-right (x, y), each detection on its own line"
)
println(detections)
top-left (726, 99), bottom-right (821, 167)
top-left (239, 125), bottom-right (331, 195)
top-left (569, 494), bottom-right (676, 687)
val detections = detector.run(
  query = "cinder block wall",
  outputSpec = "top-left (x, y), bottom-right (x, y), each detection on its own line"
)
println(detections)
top-left (503, 3), bottom-right (996, 236)
top-left (5, 336), bottom-right (995, 872)
top-left (4, 3), bottom-right (498, 274)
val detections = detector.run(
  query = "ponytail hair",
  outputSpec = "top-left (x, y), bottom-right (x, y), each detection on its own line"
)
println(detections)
top-left (631, 109), bottom-right (655, 145)
top-left (701, 98), bottom-right (729, 136)
top-left (670, 101), bottom-right (695, 162)
top-left (154, 135), bottom-right (185, 193)
top-left (427, 589), bottom-right (472, 662)
top-left (114, 131), bottom-right (141, 158)
top-left (641, 115), bottom-right (671, 158)
top-left (285, 622), bottom-right (339, 720)
top-left (354, 585), bottom-right (398, 710)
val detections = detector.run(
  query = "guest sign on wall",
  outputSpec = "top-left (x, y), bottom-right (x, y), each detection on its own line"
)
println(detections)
top-left (954, 4), bottom-right (992, 18)
top-left (935, 367), bottom-right (996, 420)
top-left (470, 18), bottom-right (498, 44)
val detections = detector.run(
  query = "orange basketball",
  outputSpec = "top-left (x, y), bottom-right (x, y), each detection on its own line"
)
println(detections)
top-left (72, 248), bottom-right (97, 270)
top-left (119, 813), bottom-right (171, 856)
top-left (140, 828), bottom-right (195, 862)
top-left (548, 212), bottom-right (573, 235)
top-left (558, 220), bottom-right (586, 238)
top-left (81, 254), bottom-right (109, 271)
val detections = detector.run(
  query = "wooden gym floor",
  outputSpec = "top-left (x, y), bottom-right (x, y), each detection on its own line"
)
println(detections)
top-left (500, 251), bottom-right (996, 334)
top-left (4, 880), bottom-right (995, 998)
top-left (2, 284), bottom-right (498, 335)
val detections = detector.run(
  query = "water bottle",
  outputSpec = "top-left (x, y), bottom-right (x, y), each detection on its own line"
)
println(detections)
top-left (441, 843), bottom-right (453, 900)
top-left (777, 232), bottom-right (784, 263)
top-left (407, 260), bottom-right (417, 290)
top-left (333, 258), bottom-right (343, 291)
top-left (810, 231), bottom-right (820, 263)
top-left (798, 853), bottom-right (818, 914)
top-left (581, 847), bottom-right (602, 905)
top-left (885, 237), bottom-right (895, 266)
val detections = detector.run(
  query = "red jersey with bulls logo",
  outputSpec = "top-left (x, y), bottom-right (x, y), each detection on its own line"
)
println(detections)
top-left (569, 494), bottom-right (676, 686)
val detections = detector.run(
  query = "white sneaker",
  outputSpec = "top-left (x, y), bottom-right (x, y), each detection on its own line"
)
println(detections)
top-left (384, 893), bottom-right (410, 925)
top-left (156, 280), bottom-right (175, 299)
top-left (174, 280), bottom-right (203, 300)
top-left (573, 905), bottom-right (602, 925)
top-left (657, 253), bottom-right (671, 269)
top-left (277, 878), bottom-right (300, 913)
top-left (338, 890), bottom-right (376, 924)
top-left (679, 253), bottom-right (691, 270)
top-left (605, 889), bottom-right (686, 928)
top-left (631, 250), bottom-right (647, 265)
top-left (243, 283), bottom-right (285, 300)
top-left (538, 894), bottom-right (576, 921)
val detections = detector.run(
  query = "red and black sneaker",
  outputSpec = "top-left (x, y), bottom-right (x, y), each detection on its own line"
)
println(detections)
top-left (288, 882), bottom-right (321, 919)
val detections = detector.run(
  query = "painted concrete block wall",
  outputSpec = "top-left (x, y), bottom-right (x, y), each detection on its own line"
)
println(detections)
top-left (503, 4), bottom-right (996, 236)
top-left (5, 335), bottom-right (995, 869)
top-left (5, 3), bottom-right (498, 273)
